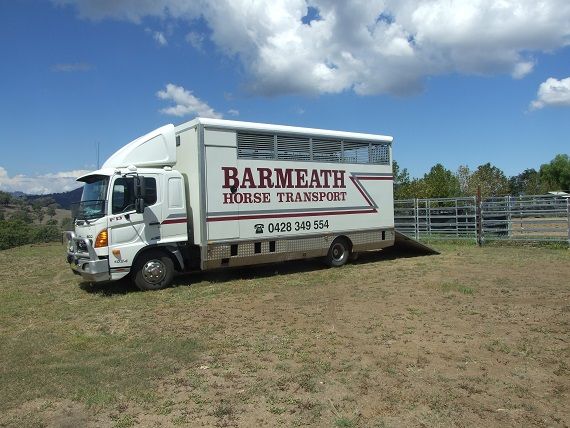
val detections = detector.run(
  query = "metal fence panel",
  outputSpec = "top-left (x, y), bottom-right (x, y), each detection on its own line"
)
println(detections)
top-left (394, 199), bottom-right (418, 238)
top-left (394, 197), bottom-right (478, 241)
top-left (395, 195), bottom-right (570, 244)
top-left (481, 195), bottom-right (569, 242)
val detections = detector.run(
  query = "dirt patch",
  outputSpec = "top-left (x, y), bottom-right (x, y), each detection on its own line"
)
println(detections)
top-left (1, 243), bottom-right (568, 427)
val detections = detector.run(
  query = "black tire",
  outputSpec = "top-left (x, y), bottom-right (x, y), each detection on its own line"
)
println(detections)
top-left (325, 238), bottom-right (350, 267)
top-left (132, 250), bottom-right (174, 291)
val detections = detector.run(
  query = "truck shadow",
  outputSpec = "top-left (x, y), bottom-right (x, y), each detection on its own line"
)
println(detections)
top-left (79, 277), bottom-right (138, 296)
top-left (79, 248), bottom-right (437, 296)
top-left (173, 248), bottom-right (436, 287)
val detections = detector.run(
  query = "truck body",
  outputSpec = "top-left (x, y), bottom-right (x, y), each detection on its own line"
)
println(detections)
top-left (65, 118), bottom-right (395, 290)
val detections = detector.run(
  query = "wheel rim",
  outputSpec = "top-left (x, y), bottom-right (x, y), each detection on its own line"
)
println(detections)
top-left (142, 259), bottom-right (166, 284)
top-left (331, 243), bottom-right (346, 262)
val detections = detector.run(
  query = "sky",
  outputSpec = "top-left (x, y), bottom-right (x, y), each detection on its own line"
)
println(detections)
top-left (0, 0), bottom-right (569, 194)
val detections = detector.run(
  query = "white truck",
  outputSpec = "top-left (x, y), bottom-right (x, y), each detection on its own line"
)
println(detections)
top-left (65, 118), bottom-right (395, 290)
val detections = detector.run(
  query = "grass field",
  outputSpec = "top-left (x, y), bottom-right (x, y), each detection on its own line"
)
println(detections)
top-left (0, 242), bottom-right (568, 427)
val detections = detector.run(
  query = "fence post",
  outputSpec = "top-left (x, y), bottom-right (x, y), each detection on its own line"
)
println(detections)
top-left (414, 198), bottom-right (419, 240)
top-left (507, 195), bottom-right (512, 238)
top-left (476, 186), bottom-right (482, 246)
top-left (472, 196), bottom-right (477, 243)
top-left (426, 199), bottom-right (429, 238)
top-left (455, 198), bottom-right (459, 237)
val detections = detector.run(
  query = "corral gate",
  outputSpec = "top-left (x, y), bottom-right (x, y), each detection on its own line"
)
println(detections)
top-left (394, 197), bottom-right (478, 241)
top-left (395, 195), bottom-right (570, 245)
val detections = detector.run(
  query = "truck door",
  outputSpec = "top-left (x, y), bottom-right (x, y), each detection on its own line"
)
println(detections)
top-left (160, 171), bottom-right (189, 242)
top-left (204, 129), bottom-right (239, 241)
top-left (107, 174), bottom-right (161, 268)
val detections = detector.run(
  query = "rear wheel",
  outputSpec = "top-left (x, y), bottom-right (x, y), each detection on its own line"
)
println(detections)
top-left (133, 250), bottom-right (174, 291)
top-left (325, 238), bottom-right (350, 267)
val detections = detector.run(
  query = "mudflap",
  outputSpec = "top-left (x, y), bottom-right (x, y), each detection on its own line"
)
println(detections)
top-left (389, 231), bottom-right (440, 255)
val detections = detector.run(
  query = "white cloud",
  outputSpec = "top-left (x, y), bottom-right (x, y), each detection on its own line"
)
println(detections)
top-left (0, 167), bottom-right (88, 195)
top-left (56, 0), bottom-right (570, 96)
top-left (51, 62), bottom-right (92, 72)
top-left (156, 83), bottom-right (223, 118)
top-left (145, 28), bottom-right (168, 46)
top-left (154, 31), bottom-right (167, 46)
top-left (512, 61), bottom-right (535, 79)
top-left (227, 109), bottom-right (239, 116)
top-left (185, 31), bottom-right (204, 51)
top-left (530, 77), bottom-right (570, 110)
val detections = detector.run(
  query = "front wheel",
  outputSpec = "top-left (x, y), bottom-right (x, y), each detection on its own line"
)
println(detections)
top-left (325, 238), bottom-right (350, 267)
top-left (133, 250), bottom-right (174, 291)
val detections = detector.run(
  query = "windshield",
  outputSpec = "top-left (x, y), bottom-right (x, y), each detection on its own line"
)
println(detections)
top-left (72, 175), bottom-right (109, 220)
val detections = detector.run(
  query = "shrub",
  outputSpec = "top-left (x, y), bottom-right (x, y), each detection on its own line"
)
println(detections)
top-left (0, 220), bottom-right (63, 250)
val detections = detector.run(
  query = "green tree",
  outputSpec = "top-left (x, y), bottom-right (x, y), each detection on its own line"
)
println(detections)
top-left (0, 219), bottom-right (65, 250)
top-left (33, 224), bottom-right (61, 243)
top-left (393, 160), bottom-right (411, 199)
top-left (468, 163), bottom-right (509, 198)
top-left (0, 191), bottom-right (12, 206)
top-left (47, 205), bottom-right (57, 219)
top-left (60, 217), bottom-right (73, 230)
top-left (0, 220), bottom-right (34, 250)
top-left (33, 205), bottom-right (44, 223)
top-left (423, 163), bottom-right (460, 198)
top-left (396, 178), bottom-right (428, 199)
top-left (456, 165), bottom-right (472, 196)
top-left (539, 154), bottom-right (570, 191)
top-left (10, 209), bottom-right (32, 223)
top-left (509, 169), bottom-right (545, 196)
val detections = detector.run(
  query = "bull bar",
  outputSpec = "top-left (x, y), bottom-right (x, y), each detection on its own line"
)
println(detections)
top-left (64, 231), bottom-right (110, 282)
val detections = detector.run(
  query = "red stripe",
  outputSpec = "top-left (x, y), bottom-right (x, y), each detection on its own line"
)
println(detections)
top-left (207, 208), bottom-right (377, 222)
top-left (161, 218), bottom-right (188, 225)
top-left (350, 176), bottom-right (374, 206)
top-left (357, 176), bottom-right (393, 180)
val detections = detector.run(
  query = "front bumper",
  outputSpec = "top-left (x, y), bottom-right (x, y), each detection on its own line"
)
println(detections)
top-left (64, 231), bottom-right (110, 282)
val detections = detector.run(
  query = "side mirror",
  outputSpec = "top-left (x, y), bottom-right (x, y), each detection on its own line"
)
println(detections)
top-left (135, 197), bottom-right (145, 214)
top-left (134, 176), bottom-right (145, 199)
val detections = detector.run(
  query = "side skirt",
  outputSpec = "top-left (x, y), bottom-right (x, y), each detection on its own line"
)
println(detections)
top-left (202, 228), bottom-right (395, 270)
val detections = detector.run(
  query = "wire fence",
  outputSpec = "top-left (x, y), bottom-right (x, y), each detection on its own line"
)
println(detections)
top-left (395, 195), bottom-right (570, 245)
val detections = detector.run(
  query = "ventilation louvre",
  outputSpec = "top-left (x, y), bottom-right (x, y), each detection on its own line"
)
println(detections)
top-left (277, 135), bottom-right (311, 161)
top-left (237, 133), bottom-right (274, 160)
top-left (312, 138), bottom-right (342, 163)
top-left (237, 132), bottom-right (390, 165)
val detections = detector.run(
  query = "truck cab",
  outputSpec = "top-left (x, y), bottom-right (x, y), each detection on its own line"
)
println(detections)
top-left (66, 125), bottom-right (191, 290)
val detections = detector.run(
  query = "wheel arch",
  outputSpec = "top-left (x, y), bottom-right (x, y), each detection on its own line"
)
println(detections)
top-left (333, 235), bottom-right (353, 252)
top-left (131, 244), bottom-right (184, 273)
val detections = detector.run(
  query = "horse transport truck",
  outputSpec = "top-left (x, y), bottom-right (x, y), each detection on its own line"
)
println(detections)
top-left (65, 118), bottom-right (396, 290)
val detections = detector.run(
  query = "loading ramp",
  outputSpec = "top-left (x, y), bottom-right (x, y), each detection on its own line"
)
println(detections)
top-left (390, 231), bottom-right (440, 255)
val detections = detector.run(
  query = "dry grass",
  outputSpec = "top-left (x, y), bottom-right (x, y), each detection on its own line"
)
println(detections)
top-left (0, 241), bottom-right (568, 427)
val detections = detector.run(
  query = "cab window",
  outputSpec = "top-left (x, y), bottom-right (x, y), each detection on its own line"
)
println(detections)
top-left (111, 177), bottom-right (157, 214)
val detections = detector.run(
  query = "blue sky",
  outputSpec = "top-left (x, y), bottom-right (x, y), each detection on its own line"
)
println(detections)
top-left (0, 0), bottom-right (569, 194)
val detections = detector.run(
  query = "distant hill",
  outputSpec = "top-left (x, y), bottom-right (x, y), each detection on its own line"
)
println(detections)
top-left (27, 187), bottom-right (83, 209)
